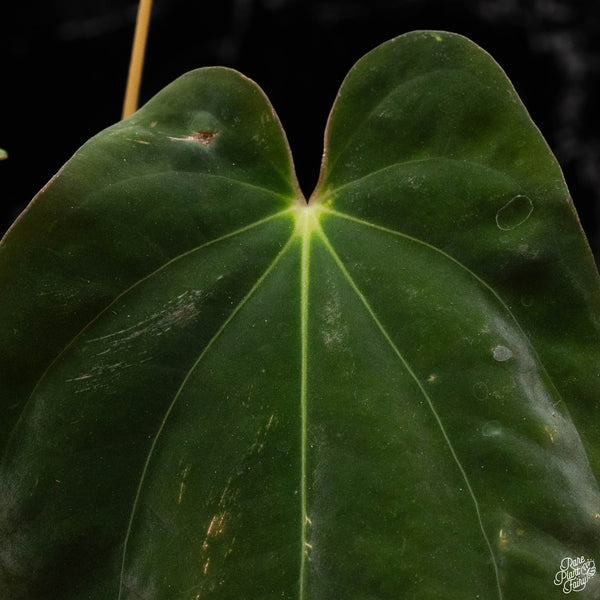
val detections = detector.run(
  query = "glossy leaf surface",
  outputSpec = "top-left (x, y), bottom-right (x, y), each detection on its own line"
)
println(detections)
top-left (1, 31), bottom-right (600, 599)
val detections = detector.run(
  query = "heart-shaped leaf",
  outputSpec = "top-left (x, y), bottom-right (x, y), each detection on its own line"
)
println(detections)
top-left (1, 31), bottom-right (599, 599)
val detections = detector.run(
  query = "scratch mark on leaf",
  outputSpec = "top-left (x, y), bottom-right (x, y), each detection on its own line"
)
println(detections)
top-left (177, 464), bottom-right (191, 504)
top-left (66, 373), bottom-right (93, 382)
top-left (168, 131), bottom-right (218, 146)
top-left (87, 290), bottom-right (203, 348)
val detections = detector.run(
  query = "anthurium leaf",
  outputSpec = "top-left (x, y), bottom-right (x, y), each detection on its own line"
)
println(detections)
top-left (1, 30), bottom-right (599, 600)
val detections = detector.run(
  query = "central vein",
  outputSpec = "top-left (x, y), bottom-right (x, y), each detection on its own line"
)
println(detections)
top-left (298, 203), bottom-right (318, 598)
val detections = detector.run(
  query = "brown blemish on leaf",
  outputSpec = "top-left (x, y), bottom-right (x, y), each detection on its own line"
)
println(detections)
top-left (192, 131), bottom-right (218, 145)
top-left (168, 131), bottom-right (218, 146)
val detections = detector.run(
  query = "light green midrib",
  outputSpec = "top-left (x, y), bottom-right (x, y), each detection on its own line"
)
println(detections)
top-left (299, 211), bottom-right (310, 599)
top-left (314, 219), bottom-right (504, 600)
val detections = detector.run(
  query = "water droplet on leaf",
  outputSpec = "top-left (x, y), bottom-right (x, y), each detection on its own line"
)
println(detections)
top-left (492, 345), bottom-right (512, 362)
top-left (482, 421), bottom-right (502, 437)
top-left (520, 295), bottom-right (533, 307)
top-left (495, 195), bottom-right (533, 230)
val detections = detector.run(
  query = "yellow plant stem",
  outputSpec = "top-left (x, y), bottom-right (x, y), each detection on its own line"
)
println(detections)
top-left (122, 0), bottom-right (153, 119)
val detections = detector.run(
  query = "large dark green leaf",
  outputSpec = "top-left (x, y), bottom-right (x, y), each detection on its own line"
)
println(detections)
top-left (1, 30), bottom-right (599, 599)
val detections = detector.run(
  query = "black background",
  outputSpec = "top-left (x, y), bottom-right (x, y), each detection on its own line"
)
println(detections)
top-left (2, 0), bottom-right (599, 260)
